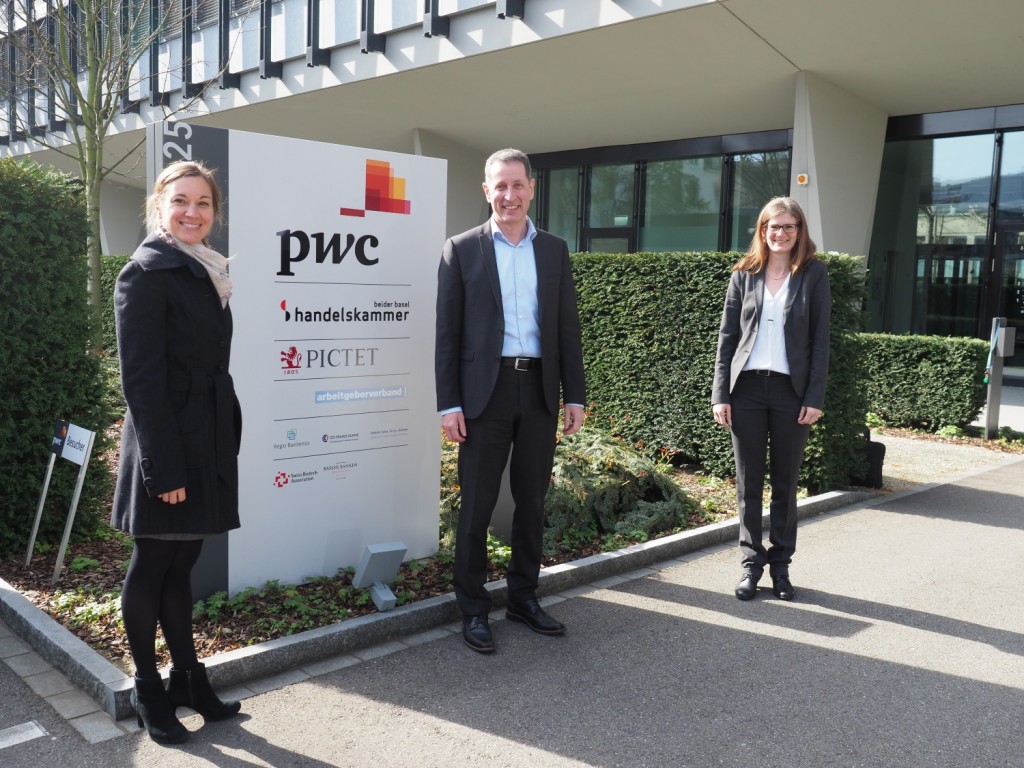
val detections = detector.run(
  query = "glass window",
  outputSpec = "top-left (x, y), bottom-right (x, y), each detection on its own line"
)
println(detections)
top-left (231, 0), bottom-right (259, 17)
top-left (587, 163), bottom-right (634, 228)
top-left (589, 237), bottom-right (630, 253)
top-left (196, 0), bottom-right (219, 28)
top-left (996, 227), bottom-right (1024, 367)
top-left (915, 135), bottom-right (993, 337)
top-left (728, 151), bottom-right (789, 251)
top-left (867, 134), bottom-right (994, 335)
top-left (998, 130), bottom-right (1024, 219)
top-left (125, 0), bottom-right (149, 48)
top-left (545, 167), bottom-right (579, 252)
top-left (0, 39), bottom-right (9, 96)
top-left (640, 156), bottom-right (721, 251)
top-left (161, 0), bottom-right (182, 40)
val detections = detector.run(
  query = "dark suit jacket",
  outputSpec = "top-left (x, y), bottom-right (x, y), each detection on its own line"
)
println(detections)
top-left (711, 258), bottom-right (831, 409)
top-left (111, 236), bottom-right (242, 537)
top-left (435, 221), bottom-right (586, 420)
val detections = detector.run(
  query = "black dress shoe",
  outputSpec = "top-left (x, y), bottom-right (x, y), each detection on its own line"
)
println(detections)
top-left (506, 598), bottom-right (566, 636)
top-left (771, 574), bottom-right (795, 601)
top-left (735, 573), bottom-right (760, 601)
top-left (462, 615), bottom-right (495, 653)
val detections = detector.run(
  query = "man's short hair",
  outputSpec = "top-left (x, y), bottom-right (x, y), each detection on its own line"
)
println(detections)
top-left (485, 148), bottom-right (532, 181)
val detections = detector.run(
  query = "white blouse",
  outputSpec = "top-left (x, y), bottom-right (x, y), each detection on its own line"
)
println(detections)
top-left (743, 276), bottom-right (791, 375)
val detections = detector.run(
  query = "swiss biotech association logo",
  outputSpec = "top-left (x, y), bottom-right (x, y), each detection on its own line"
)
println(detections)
top-left (273, 469), bottom-right (318, 487)
top-left (339, 160), bottom-right (412, 217)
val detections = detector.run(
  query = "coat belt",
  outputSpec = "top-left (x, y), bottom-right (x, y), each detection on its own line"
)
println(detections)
top-left (168, 369), bottom-right (236, 482)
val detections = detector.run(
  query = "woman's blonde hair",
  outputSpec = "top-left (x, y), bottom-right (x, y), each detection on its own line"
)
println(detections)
top-left (734, 196), bottom-right (818, 275)
top-left (145, 160), bottom-right (222, 240)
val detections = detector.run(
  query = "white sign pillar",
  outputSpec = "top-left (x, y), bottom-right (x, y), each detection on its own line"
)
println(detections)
top-left (148, 123), bottom-right (445, 594)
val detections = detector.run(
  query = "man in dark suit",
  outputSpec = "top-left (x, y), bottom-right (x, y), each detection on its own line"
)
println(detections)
top-left (435, 148), bottom-right (586, 653)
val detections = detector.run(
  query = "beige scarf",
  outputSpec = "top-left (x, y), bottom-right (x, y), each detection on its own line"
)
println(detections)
top-left (158, 228), bottom-right (233, 308)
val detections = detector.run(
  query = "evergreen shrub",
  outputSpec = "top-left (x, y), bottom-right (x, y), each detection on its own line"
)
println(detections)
top-left (857, 333), bottom-right (987, 430)
top-left (0, 160), bottom-right (113, 557)
top-left (439, 425), bottom-right (700, 558)
top-left (99, 253), bottom-right (130, 354)
top-left (570, 251), bottom-right (869, 493)
top-left (99, 253), bottom-right (131, 416)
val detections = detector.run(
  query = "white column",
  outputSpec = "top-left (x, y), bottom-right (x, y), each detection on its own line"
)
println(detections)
top-left (790, 71), bottom-right (888, 258)
top-left (413, 128), bottom-right (490, 239)
top-left (99, 181), bottom-right (147, 256)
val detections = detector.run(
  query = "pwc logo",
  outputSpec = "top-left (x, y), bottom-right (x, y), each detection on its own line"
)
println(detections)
top-left (340, 160), bottom-right (412, 217)
top-left (276, 159), bottom-right (411, 277)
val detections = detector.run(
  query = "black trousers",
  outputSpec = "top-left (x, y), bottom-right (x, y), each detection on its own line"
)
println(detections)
top-left (729, 372), bottom-right (811, 576)
top-left (454, 366), bottom-right (557, 616)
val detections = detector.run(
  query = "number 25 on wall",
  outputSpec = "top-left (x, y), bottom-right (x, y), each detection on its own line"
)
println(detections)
top-left (163, 122), bottom-right (193, 162)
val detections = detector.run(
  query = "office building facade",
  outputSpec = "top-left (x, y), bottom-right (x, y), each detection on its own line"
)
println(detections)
top-left (2, 0), bottom-right (1022, 367)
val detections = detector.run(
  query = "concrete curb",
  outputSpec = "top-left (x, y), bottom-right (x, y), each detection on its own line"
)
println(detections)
top-left (0, 486), bottom-right (881, 722)
top-left (0, 577), bottom-right (133, 718)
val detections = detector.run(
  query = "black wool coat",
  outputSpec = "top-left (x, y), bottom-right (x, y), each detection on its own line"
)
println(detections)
top-left (111, 236), bottom-right (242, 537)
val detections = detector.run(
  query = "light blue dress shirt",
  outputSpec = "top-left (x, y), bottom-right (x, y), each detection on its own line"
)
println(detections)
top-left (494, 218), bottom-right (541, 358)
top-left (440, 217), bottom-right (582, 414)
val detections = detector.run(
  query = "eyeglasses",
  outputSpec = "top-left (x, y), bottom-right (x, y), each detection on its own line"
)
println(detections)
top-left (765, 223), bottom-right (799, 234)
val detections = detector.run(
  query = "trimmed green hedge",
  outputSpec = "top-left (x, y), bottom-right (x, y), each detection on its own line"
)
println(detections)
top-left (99, 253), bottom-right (131, 354)
top-left (95, 246), bottom-right (986, 548)
top-left (570, 251), bottom-right (868, 493)
top-left (857, 333), bottom-right (987, 430)
top-left (0, 160), bottom-right (113, 557)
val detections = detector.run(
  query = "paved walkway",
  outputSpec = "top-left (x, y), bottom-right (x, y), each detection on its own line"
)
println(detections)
top-left (1, 449), bottom-right (1022, 767)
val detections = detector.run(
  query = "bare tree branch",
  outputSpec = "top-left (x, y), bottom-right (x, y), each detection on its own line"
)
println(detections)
top-left (1, 0), bottom-right (249, 316)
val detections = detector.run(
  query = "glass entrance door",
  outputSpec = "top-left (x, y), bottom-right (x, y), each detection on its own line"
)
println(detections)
top-left (582, 163), bottom-right (636, 253)
top-left (995, 225), bottom-right (1024, 368)
top-left (912, 244), bottom-right (987, 336)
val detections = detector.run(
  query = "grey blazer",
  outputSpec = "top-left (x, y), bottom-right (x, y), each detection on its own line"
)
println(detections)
top-left (435, 221), bottom-right (586, 420)
top-left (711, 259), bottom-right (831, 409)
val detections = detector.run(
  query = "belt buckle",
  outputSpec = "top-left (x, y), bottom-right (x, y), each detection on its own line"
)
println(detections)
top-left (754, 369), bottom-right (770, 377)
top-left (514, 357), bottom-right (530, 371)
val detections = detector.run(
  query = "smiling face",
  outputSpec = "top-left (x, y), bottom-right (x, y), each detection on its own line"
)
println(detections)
top-left (483, 160), bottom-right (535, 235)
top-left (763, 212), bottom-right (800, 258)
top-left (158, 175), bottom-right (215, 245)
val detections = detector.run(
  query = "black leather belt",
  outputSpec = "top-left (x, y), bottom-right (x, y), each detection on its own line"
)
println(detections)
top-left (501, 357), bottom-right (540, 371)
top-left (742, 369), bottom-right (788, 377)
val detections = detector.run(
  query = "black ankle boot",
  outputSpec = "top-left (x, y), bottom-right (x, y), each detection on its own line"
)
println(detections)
top-left (131, 676), bottom-right (189, 744)
top-left (167, 662), bottom-right (241, 722)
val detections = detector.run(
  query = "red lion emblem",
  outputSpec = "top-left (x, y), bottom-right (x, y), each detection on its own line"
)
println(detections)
top-left (281, 346), bottom-right (302, 369)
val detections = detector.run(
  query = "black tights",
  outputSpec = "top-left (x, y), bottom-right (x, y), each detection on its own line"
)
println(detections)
top-left (121, 538), bottom-right (203, 679)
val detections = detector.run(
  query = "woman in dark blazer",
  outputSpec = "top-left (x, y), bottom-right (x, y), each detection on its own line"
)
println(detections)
top-left (711, 197), bottom-right (831, 603)
top-left (113, 161), bottom-right (241, 744)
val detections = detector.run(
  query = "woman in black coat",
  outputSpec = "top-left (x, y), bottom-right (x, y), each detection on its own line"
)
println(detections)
top-left (113, 160), bottom-right (242, 744)
top-left (711, 196), bottom-right (831, 603)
